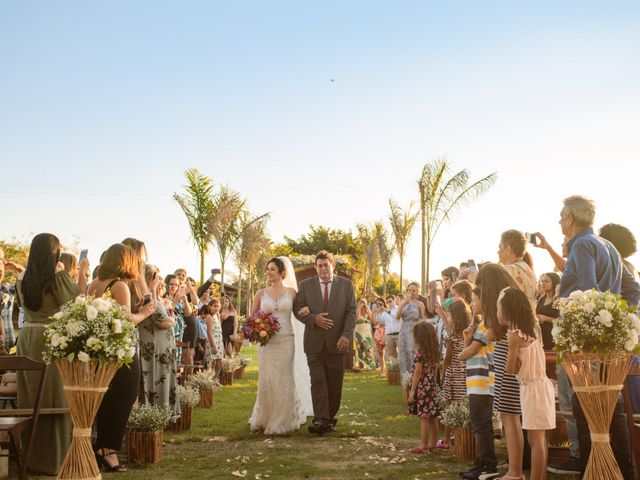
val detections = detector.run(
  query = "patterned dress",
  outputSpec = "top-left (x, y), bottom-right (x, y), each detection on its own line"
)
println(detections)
top-left (408, 352), bottom-right (440, 418)
top-left (354, 318), bottom-right (378, 370)
top-left (398, 303), bottom-right (420, 377)
top-left (139, 299), bottom-right (181, 421)
top-left (441, 334), bottom-right (467, 403)
top-left (207, 314), bottom-right (224, 362)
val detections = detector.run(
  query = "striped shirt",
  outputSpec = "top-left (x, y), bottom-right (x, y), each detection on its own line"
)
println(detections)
top-left (465, 322), bottom-right (495, 396)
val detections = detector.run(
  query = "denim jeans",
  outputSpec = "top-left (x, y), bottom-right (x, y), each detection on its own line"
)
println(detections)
top-left (573, 393), bottom-right (636, 480)
top-left (469, 394), bottom-right (497, 470)
top-left (557, 364), bottom-right (579, 458)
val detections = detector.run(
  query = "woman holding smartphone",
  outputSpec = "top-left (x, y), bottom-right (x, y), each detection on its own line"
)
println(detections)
top-left (396, 282), bottom-right (426, 378)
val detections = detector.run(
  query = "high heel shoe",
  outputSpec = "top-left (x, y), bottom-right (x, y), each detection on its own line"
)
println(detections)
top-left (95, 449), bottom-right (127, 472)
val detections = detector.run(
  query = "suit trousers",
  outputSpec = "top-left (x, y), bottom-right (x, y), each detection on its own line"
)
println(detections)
top-left (307, 346), bottom-right (345, 424)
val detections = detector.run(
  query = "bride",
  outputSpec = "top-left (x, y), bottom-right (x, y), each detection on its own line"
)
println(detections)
top-left (248, 256), bottom-right (313, 434)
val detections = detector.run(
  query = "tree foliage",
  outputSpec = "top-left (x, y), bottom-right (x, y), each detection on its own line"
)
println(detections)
top-left (284, 226), bottom-right (362, 259)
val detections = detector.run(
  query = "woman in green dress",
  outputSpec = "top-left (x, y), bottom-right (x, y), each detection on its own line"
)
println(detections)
top-left (354, 299), bottom-right (378, 370)
top-left (15, 233), bottom-right (88, 475)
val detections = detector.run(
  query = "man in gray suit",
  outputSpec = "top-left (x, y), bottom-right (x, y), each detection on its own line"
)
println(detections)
top-left (294, 250), bottom-right (356, 434)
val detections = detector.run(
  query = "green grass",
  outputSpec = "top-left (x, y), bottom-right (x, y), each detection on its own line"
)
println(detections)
top-left (32, 345), bottom-right (574, 479)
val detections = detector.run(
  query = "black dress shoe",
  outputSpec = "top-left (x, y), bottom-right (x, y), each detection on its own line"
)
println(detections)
top-left (308, 422), bottom-right (327, 435)
top-left (330, 418), bottom-right (337, 427)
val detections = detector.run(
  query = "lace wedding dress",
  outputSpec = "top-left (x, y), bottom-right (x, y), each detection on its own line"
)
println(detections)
top-left (248, 287), bottom-right (313, 434)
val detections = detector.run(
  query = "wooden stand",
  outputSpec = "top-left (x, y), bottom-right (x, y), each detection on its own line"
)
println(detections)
top-left (126, 430), bottom-right (163, 464)
top-left (454, 428), bottom-right (476, 461)
top-left (386, 371), bottom-right (400, 385)
top-left (197, 389), bottom-right (214, 408)
top-left (220, 371), bottom-right (234, 386)
top-left (170, 406), bottom-right (192, 433)
top-left (234, 366), bottom-right (246, 380)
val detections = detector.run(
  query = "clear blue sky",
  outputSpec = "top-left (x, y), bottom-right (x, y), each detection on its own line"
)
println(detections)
top-left (2, 1), bottom-right (640, 284)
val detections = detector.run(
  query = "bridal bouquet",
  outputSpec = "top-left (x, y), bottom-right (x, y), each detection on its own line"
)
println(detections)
top-left (553, 289), bottom-right (640, 357)
top-left (43, 294), bottom-right (138, 367)
top-left (242, 310), bottom-right (280, 346)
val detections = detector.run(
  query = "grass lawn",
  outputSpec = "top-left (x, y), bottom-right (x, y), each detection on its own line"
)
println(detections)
top-left (33, 345), bottom-right (574, 480)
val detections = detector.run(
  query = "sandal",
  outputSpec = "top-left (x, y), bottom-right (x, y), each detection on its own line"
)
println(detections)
top-left (95, 449), bottom-right (127, 472)
top-left (436, 439), bottom-right (450, 449)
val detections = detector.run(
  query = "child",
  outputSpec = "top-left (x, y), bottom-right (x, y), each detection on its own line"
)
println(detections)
top-left (204, 300), bottom-right (224, 377)
top-left (439, 299), bottom-right (472, 449)
top-left (458, 287), bottom-right (498, 480)
top-left (498, 287), bottom-right (555, 480)
top-left (407, 320), bottom-right (441, 454)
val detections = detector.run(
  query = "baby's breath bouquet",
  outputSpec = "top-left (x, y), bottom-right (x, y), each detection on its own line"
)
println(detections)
top-left (440, 398), bottom-right (471, 429)
top-left (186, 369), bottom-right (219, 391)
top-left (553, 289), bottom-right (640, 357)
top-left (176, 385), bottom-right (201, 408)
top-left (43, 294), bottom-right (137, 366)
top-left (127, 404), bottom-right (172, 432)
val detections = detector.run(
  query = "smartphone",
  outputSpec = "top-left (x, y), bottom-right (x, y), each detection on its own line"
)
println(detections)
top-left (142, 293), bottom-right (152, 305)
top-left (211, 268), bottom-right (221, 275)
top-left (436, 280), bottom-right (443, 289)
top-left (525, 233), bottom-right (538, 246)
top-left (468, 259), bottom-right (478, 273)
top-left (79, 249), bottom-right (88, 262)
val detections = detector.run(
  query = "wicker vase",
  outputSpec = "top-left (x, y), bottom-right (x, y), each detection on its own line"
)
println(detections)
top-left (56, 359), bottom-right (119, 480)
top-left (454, 428), bottom-right (476, 460)
top-left (197, 388), bottom-right (214, 408)
top-left (234, 366), bottom-right (246, 379)
top-left (126, 430), bottom-right (163, 464)
top-left (170, 405), bottom-right (192, 432)
top-left (386, 371), bottom-right (400, 385)
top-left (220, 371), bottom-right (234, 386)
top-left (563, 352), bottom-right (632, 480)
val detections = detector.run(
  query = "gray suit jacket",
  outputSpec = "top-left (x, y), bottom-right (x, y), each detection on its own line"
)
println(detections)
top-left (293, 275), bottom-right (357, 354)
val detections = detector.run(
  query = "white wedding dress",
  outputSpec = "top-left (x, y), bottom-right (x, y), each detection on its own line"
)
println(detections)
top-left (248, 281), bottom-right (314, 434)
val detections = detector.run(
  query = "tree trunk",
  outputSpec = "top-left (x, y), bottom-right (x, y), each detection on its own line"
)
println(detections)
top-left (236, 272), bottom-right (242, 314)
top-left (199, 249), bottom-right (205, 285)
top-left (382, 272), bottom-right (387, 297)
top-left (426, 241), bottom-right (431, 285)
top-left (246, 270), bottom-right (253, 314)
top-left (399, 256), bottom-right (404, 294)
top-left (220, 259), bottom-right (226, 295)
top-left (420, 186), bottom-right (426, 294)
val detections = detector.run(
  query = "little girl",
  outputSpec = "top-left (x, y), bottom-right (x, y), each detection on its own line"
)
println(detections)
top-left (407, 320), bottom-right (441, 454)
top-left (204, 300), bottom-right (224, 377)
top-left (439, 299), bottom-right (471, 449)
top-left (498, 287), bottom-right (555, 480)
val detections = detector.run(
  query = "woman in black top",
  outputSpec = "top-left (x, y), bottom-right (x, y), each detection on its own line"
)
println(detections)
top-left (535, 272), bottom-right (560, 350)
top-left (219, 295), bottom-right (237, 355)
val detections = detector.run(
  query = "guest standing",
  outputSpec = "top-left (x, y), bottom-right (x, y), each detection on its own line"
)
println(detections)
top-left (354, 300), bottom-right (378, 370)
top-left (535, 272), bottom-right (560, 351)
top-left (15, 233), bottom-right (87, 475)
top-left (88, 243), bottom-right (155, 472)
top-left (397, 282), bottom-right (426, 378)
top-left (220, 295), bottom-right (238, 355)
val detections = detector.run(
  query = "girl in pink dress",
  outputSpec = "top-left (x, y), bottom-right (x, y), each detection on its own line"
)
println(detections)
top-left (498, 287), bottom-right (555, 480)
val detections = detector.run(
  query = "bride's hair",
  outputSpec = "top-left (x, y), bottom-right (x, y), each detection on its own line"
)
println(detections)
top-left (267, 257), bottom-right (286, 278)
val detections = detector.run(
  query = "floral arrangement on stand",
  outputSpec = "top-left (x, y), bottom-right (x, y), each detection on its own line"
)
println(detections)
top-left (553, 289), bottom-right (640, 479)
top-left (43, 294), bottom-right (138, 480)
top-left (385, 357), bottom-right (400, 385)
top-left (234, 355), bottom-right (251, 379)
top-left (171, 385), bottom-right (200, 432)
top-left (242, 310), bottom-right (280, 346)
top-left (126, 405), bottom-right (172, 464)
top-left (186, 369), bottom-right (219, 407)
top-left (440, 399), bottom-right (475, 460)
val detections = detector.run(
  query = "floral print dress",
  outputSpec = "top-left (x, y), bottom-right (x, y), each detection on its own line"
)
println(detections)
top-left (408, 351), bottom-right (440, 418)
top-left (354, 318), bottom-right (378, 370)
top-left (206, 314), bottom-right (224, 363)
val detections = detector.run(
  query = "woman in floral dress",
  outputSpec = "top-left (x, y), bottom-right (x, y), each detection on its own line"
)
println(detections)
top-left (205, 299), bottom-right (224, 376)
top-left (354, 300), bottom-right (378, 370)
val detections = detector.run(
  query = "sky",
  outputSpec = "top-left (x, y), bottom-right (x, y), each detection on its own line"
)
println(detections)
top-left (2, 1), bottom-right (640, 286)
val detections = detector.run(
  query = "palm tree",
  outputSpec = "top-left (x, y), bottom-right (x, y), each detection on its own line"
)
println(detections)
top-left (173, 168), bottom-right (215, 283)
top-left (356, 223), bottom-right (378, 294)
top-left (388, 199), bottom-right (419, 292)
top-left (374, 221), bottom-right (394, 297)
top-left (418, 159), bottom-right (497, 293)
top-left (209, 185), bottom-right (269, 295)
top-left (233, 211), bottom-right (270, 313)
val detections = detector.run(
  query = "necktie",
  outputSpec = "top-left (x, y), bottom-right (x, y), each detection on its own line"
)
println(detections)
top-left (322, 282), bottom-right (329, 311)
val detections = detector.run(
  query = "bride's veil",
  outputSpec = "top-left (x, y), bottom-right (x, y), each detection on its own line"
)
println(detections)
top-left (278, 256), bottom-right (314, 418)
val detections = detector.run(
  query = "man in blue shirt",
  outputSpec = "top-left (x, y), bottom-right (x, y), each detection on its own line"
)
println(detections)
top-left (554, 195), bottom-right (637, 479)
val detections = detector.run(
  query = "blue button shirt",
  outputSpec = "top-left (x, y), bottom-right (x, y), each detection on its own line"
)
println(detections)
top-left (559, 227), bottom-right (640, 306)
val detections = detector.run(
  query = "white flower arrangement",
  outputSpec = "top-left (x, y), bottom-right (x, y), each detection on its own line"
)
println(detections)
top-left (553, 289), bottom-right (640, 357)
top-left (43, 294), bottom-right (137, 367)
top-left (176, 384), bottom-right (201, 408)
top-left (127, 404), bottom-right (172, 432)
top-left (186, 369), bottom-right (220, 391)
top-left (289, 255), bottom-right (351, 268)
top-left (385, 357), bottom-right (399, 372)
top-left (440, 398), bottom-right (472, 429)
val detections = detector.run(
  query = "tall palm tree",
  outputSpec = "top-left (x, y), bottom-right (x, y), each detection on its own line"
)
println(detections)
top-left (418, 158), bottom-right (497, 293)
top-left (374, 221), bottom-right (394, 297)
top-left (356, 223), bottom-right (378, 294)
top-left (209, 185), bottom-right (269, 295)
top-left (173, 168), bottom-right (215, 283)
top-left (233, 211), bottom-right (270, 313)
top-left (388, 199), bottom-right (419, 292)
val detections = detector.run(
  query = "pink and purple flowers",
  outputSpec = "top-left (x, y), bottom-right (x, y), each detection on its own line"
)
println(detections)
top-left (243, 310), bottom-right (280, 346)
